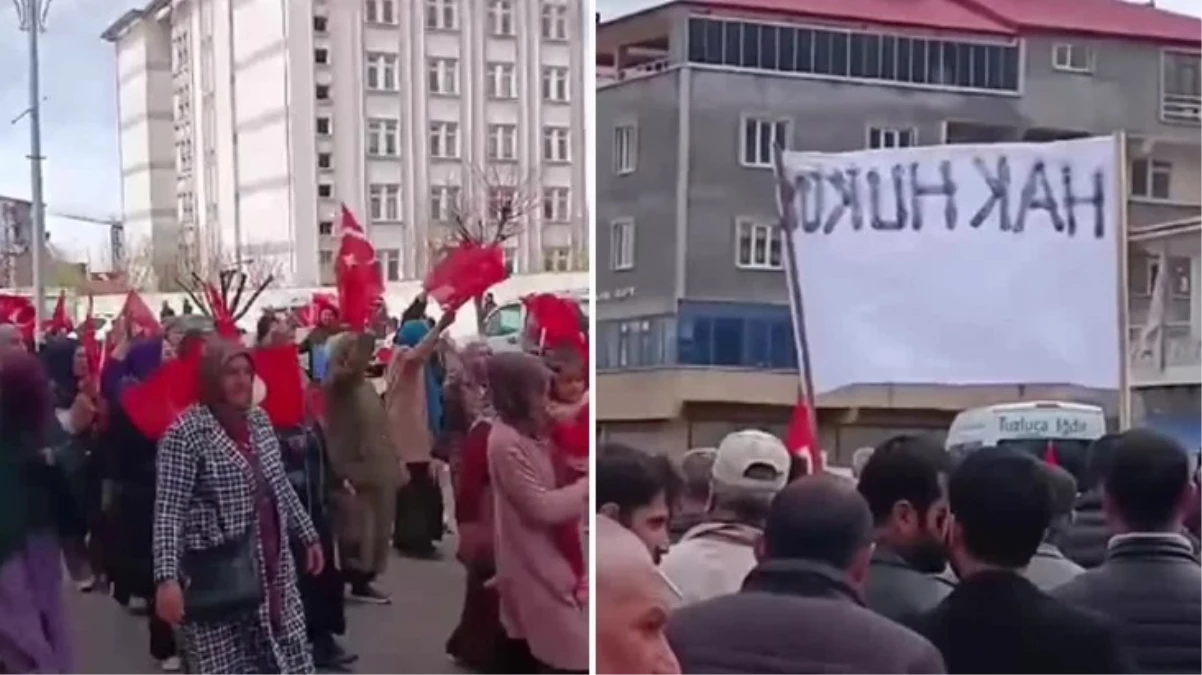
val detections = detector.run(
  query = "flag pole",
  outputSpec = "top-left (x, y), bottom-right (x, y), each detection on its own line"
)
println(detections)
top-left (1114, 132), bottom-right (1132, 430)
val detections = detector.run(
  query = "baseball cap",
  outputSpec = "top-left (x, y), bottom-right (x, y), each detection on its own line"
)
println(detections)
top-left (712, 430), bottom-right (791, 495)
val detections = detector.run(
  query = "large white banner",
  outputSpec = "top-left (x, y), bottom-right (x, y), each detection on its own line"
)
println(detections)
top-left (778, 136), bottom-right (1121, 395)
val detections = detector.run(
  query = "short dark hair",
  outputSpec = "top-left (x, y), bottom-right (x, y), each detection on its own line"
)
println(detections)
top-left (596, 443), bottom-right (671, 521)
top-left (1103, 429), bottom-right (1191, 532)
top-left (763, 475), bottom-right (873, 569)
top-left (949, 449), bottom-right (1050, 568)
top-left (858, 435), bottom-right (951, 526)
top-left (1039, 462), bottom-right (1079, 520)
top-left (1083, 433), bottom-right (1122, 491)
top-left (679, 449), bottom-right (716, 503)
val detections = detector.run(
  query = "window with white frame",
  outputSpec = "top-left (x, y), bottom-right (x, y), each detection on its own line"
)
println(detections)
top-left (317, 182), bottom-right (334, 199)
top-left (735, 218), bottom-right (783, 270)
top-left (319, 250), bottom-right (334, 266)
top-left (365, 52), bottom-right (398, 91)
top-left (542, 126), bottom-right (570, 162)
top-left (867, 126), bottom-right (916, 149)
top-left (369, 183), bottom-right (401, 221)
top-left (542, 187), bottom-right (570, 223)
top-left (1130, 158), bottom-right (1172, 200)
top-left (541, 66), bottom-right (569, 103)
top-left (429, 121), bottom-right (460, 159)
top-left (488, 0), bottom-right (514, 36)
top-left (317, 152), bottom-right (333, 170)
top-left (318, 220), bottom-right (334, 236)
top-left (377, 248), bottom-right (401, 282)
top-left (501, 245), bottom-right (518, 274)
top-left (1052, 43), bottom-right (1093, 73)
top-left (366, 117), bottom-right (400, 156)
top-left (488, 124), bottom-right (518, 161)
top-left (428, 58), bottom-right (459, 95)
top-left (541, 2), bottom-right (568, 41)
top-left (1162, 51), bottom-right (1202, 123)
top-left (741, 117), bottom-right (789, 167)
top-left (543, 246), bottom-right (572, 272)
top-left (430, 185), bottom-right (460, 221)
top-left (610, 218), bottom-right (634, 270)
top-left (315, 84), bottom-right (331, 101)
top-left (316, 116), bottom-right (332, 135)
top-left (365, 0), bottom-right (396, 24)
top-left (425, 0), bottom-right (458, 31)
top-left (486, 62), bottom-right (517, 99)
top-left (613, 124), bottom-right (637, 174)
top-left (314, 47), bottom-right (329, 65)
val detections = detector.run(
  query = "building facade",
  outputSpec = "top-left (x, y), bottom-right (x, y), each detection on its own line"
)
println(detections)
top-left (104, 0), bottom-right (589, 288)
top-left (595, 0), bottom-right (1201, 457)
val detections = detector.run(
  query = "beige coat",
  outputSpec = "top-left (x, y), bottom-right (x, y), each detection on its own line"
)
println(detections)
top-left (384, 348), bottom-right (434, 464)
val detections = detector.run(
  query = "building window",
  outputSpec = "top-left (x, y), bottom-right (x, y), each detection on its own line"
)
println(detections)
top-left (365, 0), bottom-right (396, 25)
top-left (428, 58), bottom-right (460, 95)
top-left (542, 187), bottom-right (570, 223)
top-left (366, 117), bottom-right (400, 157)
top-left (541, 2), bottom-right (568, 41)
top-left (502, 245), bottom-right (517, 274)
top-left (318, 220), bottom-right (334, 236)
top-left (317, 152), bottom-right (333, 169)
top-left (430, 185), bottom-right (460, 221)
top-left (425, 0), bottom-right (458, 31)
top-left (487, 124), bottom-right (518, 161)
top-left (741, 117), bottom-right (789, 167)
top-left (317, 183), bottom-right (333, 199)
top-left (377, 248), bottom-right (401, 281)
top-left (315, 84), bottom-right (330, 101)
top-left (429, 121), bottom-right (460, 159)
top-left (1052, 43), bottom-right (1093, 73)
top-left (1162, 51), bottom-right (1201, 123)
top-left (542, 126), bottom-right (570, 162)
top-left (486, 62), bottom-right (517, 99)
top-left (541, 66), bottom-right (569, 103)
top-left (312, 15), bottom-right (328, 33)
top-left (366, 52), bottom-right (399, 91)
top-left (314, 47), bottom-right (329, 65)
top-left (613, 124), bottom-right (637, 174)
top-left (867, 126), bottom-right (916, 149)
top-left (686, 17), bottom-right (1022, 94)
top-left (610, 218), bottom-right (634, 270)
top-left (319, 250), bottom-right (334, 266)
top-left (488, 0), bottom-right (514, 36)
top-left (1130, 158), bottom-right (1172, 200)
top-left (316, 116), bottom-right (332, 135)
top-left (369, 183), bottom-right (401, 221)
top-left (735, 219), bottom-right (783, 270)
top-left (543, 246), bottom-right (572, 272)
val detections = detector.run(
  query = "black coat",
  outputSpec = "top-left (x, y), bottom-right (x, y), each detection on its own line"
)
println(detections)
top-left (1054, 534), bottom-right (1201, 674)
top-left (864, 546), bottom-right (955, 625)
top-left (1058, 491), bottom-right (1111, 569)
top-left (100, 405), bottom-right (159, 598)
top-left (914, 570), bottom-right (1135, 674)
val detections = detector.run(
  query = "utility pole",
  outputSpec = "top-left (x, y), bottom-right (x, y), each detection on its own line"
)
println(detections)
top-left (14, 0), bottom-right (50, 344)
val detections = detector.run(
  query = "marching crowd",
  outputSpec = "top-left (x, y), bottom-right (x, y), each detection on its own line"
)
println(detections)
top-left (595, 428), bottom-right (1202, 674)
top-left (0, 289), bottom-right (590, 674)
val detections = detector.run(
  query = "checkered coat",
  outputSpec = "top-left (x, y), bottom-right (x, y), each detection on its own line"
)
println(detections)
top-left (154, 404), bottom-right (320, 674)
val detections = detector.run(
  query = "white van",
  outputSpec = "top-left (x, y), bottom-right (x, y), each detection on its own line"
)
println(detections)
top-left (946, 400), bottom-right (1107, 481)
top-left (481, 289), bottom-right (588, 353)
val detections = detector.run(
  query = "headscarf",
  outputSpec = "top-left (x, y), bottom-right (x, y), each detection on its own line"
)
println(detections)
top-left (395, 319), bottom-right (443, 436)
top-left (197, 336), bottom-right (254, 440)
top-left (459, 341), bottom-right (492, 388)
top-left (322, 331), bottom-right (360, 387)
top-left (446, 341), bottom-right (494, 427)
top-left (487, 352), bottom-right (549, 437)
top-left (40, 337), bottom-right (81, 410)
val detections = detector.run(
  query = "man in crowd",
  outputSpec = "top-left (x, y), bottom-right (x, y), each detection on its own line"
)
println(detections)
top-left (856, 435), bottom-right (955, 623)
top-left (659, 430), bottom-right (790, 606)
top-left (0, 323), bottom-right (26, 353)
top-left (1022, 462), bottom-right (1084, 591)
top-left (851, 446), bottom-right (875, 480)
top-left (668, 448), bottom-right (716, 544)
top-left (1059, 433), bottom-right (1120, 568)
top-left (667, 475), bottom-right (946, 674)
top-left (596, 443), bottom-right (675, 562)
top-left (1054, 429), bottom-right (1201, 673)
top-left (914, 450), bottom-right (1133, 673)
top-left (595, 515), bottom-right (681, 675)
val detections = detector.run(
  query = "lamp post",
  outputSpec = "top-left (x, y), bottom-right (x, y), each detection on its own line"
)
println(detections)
top-left (13, 0), bottom-right (50, 344)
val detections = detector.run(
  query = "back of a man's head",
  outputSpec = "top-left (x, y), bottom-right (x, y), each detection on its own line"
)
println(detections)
top-left (1038, 462), bottom-right (1079, 540)
top-left (1083, 433), bottom-right (1122, 492)
top-left (1103, 428), bottom-right (1191, 533)
top-left (678, 448), bottom-right (717, 505)
top-left (858, 434), bottom-right (950, 526)
top-left (710, 430), bottom-right (791, 527)
top-left (851, 446), bottom-right (875, 479)
top-left (761, 474), bottom-right (874, 581)
top-left (949, 449), bottom-right (1051, 569)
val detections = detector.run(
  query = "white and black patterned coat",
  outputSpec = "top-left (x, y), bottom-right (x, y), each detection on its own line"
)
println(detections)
top-left (154, 404), bottom-right (319, 674)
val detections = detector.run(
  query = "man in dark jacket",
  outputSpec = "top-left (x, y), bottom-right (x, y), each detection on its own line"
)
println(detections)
top-left (667, 475), bottom-right (946, 674)
top-left (915, 450), bottom-right (1134, 674)
top-left (1054, 429), bottom-right (1201, 674)
top-left (1059, 433), bottom-right (1120, 568)
top-left (856, 435), bottom-right (956, 623)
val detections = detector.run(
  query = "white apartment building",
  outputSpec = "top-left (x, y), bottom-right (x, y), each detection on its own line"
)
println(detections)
top-left (103, 0), bottom-right (589, 287)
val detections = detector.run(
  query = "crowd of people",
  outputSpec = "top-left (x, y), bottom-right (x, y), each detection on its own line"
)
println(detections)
top-left (0, 289), bottom-right (590, 674)
top-left (595, 428), bottom-right (1202, 674)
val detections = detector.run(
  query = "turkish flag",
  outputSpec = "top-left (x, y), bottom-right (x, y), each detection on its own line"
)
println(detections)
top-left (80, 295), bottom-right (102, 376)
top-left (785, 395), bottom-right (822, 473)
top-left (42, 290), bottom-right (73, 335)
top-left (121, 353), bottom-right (202, 441)
top-left (0, 294), bottom-right (36, 344)
top-left (335, 204), bottom-right (383, 330)
top-left (551, 402), bottom-right (590, 462)
top-left (119, 291), bottom-right (161, 338)
top-left (251, 344), bottom-right (306, 428)
top-left (424, 242), bottom-right (508, 311)
top-left (1043, 441), bottom-right (1059, 466)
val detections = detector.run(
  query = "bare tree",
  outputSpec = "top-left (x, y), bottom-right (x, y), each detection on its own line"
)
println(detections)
top-left (121, 236), bottom-right (160, 291)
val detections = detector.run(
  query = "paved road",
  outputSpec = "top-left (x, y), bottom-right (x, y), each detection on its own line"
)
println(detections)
top-left (66, 545), bottom-right (467, 673)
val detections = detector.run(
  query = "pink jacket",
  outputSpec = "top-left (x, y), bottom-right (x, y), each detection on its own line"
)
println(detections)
top-left (488, 421), bottom-right (589, 671)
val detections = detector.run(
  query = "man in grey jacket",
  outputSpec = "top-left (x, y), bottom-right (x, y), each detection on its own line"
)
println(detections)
top-left (1023, 462), bottom-right (1084, 591)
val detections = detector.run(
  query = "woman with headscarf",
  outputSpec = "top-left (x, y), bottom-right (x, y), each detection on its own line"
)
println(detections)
top-left (385, 311), bottom-right (457, 558)
top-left (0, 350), bottom-right (74, 673)
top-left (153, 336), bottom-right (324, 674)
top-left (487, 352), bottom-right (589, 674)
top-left (323, 331), bottom-right (404, 604)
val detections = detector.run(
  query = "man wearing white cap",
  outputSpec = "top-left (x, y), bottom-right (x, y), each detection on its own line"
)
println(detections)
top-left (659, 429), bottom-right (791, 607)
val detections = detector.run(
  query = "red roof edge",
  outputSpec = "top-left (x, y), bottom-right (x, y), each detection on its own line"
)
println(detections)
top-left (950, 0), bottom-right (1202, 48)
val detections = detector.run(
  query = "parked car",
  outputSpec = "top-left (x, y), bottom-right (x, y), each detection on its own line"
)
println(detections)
top-left (482, 289), bottom-right (588, 353)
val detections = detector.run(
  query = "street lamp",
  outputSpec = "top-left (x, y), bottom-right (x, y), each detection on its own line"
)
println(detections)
top-left (12, 0), bottom-right (51, 344)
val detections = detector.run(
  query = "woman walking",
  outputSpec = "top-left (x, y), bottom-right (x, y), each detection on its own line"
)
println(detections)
top-left (153, 337), bottom-right (324, 673)
top-left (487, 352), bottom-right (589, 674)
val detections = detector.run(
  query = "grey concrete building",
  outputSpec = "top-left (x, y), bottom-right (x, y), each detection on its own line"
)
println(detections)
top-left (595, 0), bottom-right (1201, 458)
